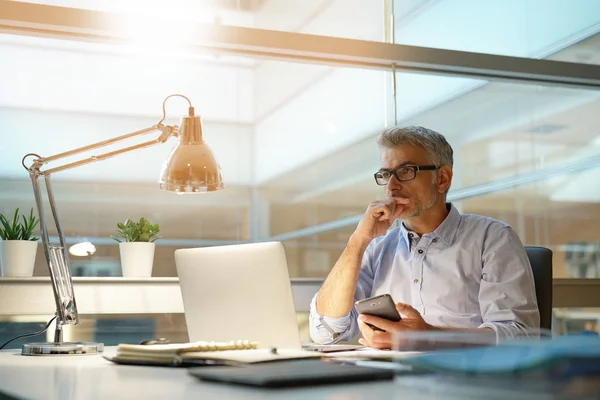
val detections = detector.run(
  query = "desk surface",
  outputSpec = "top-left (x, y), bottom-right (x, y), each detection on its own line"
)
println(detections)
top-left (2, 347), bottom-right (598, 399)
top-left (0, 347), bottom-right (410, 400)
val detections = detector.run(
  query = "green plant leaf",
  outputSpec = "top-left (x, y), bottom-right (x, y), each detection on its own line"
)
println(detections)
top-left (0, 214), bottom-right (11, 240)
top-left (110, 235), bottom-right (122, 243)
top-left (113, 217), bottom-right (161, 243)
top-left (0, 208), bottom-right (39, 241)
top-left (11, 208), bottom-right (19, 234)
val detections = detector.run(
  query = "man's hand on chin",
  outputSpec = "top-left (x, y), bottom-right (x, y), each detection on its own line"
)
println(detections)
top-left (357, 303), bottom-right (431, 349)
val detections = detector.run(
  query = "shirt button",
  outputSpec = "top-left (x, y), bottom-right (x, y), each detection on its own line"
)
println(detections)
top-left (413, 279), bottom-right (419, 284)
top-left (418, 249), bottom-right (424, 254)
top-left (408, 233), bottom-right (413, 237)
top-left (432, 239), bottom-right (437, 243)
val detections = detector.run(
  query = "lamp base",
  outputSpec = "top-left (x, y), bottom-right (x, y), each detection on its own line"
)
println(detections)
top-left (21, 342), bottom-right (104, 356)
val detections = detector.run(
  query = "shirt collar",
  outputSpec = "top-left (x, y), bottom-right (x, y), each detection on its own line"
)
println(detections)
top-left (399, 222), bottom-right (412, 247)
top-left (399, 203), bottom-right (461, 247)
top-left (433, 203), bottom-right (461, 246)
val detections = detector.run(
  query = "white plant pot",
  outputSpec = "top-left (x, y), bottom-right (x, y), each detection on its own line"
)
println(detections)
top-left (0, 240), bottom-right (38, 277)
top-left (119, 242), bottom-right (155, 277)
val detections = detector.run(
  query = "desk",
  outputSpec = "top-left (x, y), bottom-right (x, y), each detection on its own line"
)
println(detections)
top-left (2, 348), bottom-right (599, 399)
top-left (0, 347), bottom-right (409, 400)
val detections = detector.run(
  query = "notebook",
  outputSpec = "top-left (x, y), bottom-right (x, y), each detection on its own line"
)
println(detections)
top-left (106, 340), bottom-right (257, 366)
top-left (105, 340), bottom-right (323, 367)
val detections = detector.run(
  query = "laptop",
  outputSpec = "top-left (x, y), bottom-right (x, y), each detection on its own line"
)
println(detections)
top-left (175, 241), bottom-right (362, 353)
top-left (175, 241), bottom-right (304, 349)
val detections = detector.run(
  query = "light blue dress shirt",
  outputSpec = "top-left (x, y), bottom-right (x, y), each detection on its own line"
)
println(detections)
top-left (309, 203), bottom-right (540, 344)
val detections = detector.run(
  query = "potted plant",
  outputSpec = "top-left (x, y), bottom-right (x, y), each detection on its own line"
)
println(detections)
top-left (111, 218), bottom-right (161, 277)
top-left (0, 208), bottom-right (39, 277)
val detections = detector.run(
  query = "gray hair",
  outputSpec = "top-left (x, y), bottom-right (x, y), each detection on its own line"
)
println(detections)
top-left (377, 126), bottom-right (453, 169)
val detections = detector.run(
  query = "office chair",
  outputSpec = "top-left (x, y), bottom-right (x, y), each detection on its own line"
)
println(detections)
top-left (524, 246), bottom-right (553, 331)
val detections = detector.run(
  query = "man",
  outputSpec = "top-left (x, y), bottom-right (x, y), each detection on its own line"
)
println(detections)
top-left (309, 126), bottom-right (540, 348)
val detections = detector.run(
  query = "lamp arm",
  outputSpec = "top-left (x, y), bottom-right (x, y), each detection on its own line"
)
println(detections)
top-left (28, 170), bottom-right (75, 339)
top-left (21, 123), bottom-right (179, 343)
top-left (26, 125), bottom-right (176, 175)
top-left (29, 92), bottom-right (192, 172)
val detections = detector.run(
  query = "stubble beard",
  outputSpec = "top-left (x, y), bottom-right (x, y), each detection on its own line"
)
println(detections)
top-left (399, 186), bottom-right (439, 220)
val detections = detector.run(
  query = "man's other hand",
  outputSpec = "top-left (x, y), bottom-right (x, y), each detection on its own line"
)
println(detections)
top-left (357, 303), bottom-right (430, 349)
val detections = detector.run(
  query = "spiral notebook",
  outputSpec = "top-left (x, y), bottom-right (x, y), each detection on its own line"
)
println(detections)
top-left (106, 340), bottom-right (323, 367)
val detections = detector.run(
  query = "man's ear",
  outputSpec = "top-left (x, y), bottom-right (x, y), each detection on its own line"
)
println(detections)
top-left (437, 165), bottom-right (453, 194)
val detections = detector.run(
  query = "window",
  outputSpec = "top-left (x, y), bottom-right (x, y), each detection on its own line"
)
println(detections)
top-left (393, 0), bottom-right (600, 65)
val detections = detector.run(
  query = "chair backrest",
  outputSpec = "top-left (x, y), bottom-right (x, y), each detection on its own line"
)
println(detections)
top-left (524, 246), bottom-right (553, 331)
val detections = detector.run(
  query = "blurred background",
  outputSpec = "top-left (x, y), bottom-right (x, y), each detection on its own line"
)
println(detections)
top-left (1, 0), bottom-right (599, 346)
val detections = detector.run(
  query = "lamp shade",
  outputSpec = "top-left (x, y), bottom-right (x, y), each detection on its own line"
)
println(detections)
top-left (158, 114), bottom-right (224, 193)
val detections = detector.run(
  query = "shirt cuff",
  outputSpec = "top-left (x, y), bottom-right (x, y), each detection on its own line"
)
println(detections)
top-left (478, 321), bottom-right (533, 343)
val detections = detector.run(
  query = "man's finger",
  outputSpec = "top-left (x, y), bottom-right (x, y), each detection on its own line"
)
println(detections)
top-left (359, 313), bottom-right (399, 332)
top-left (393, 197), bottom-right (410, 205)
top-left (366, 330), bottom-right (392, 349)
top-left (358, 331), bottom-right (391, 349)
top-left (395, 302), bottom-right (421, 319)
top-left (357, 320), bottom-right (374, 341)
top-left (392, 204), bottom-right (406, 219)
top-left (369, 342), bottom-right (392, 350)
top-left (372, 205), bottom-right (390, 220)
top-left (389, 198), bottom-right (409, 218)
top-left (370, 330), bottom-right (392, 345)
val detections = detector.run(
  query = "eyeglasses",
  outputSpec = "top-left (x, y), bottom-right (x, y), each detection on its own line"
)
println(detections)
top-left (374, 165), bottom-right (439, 186)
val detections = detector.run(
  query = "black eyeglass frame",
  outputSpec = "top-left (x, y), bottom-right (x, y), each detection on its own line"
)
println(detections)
top-left (374, 165), bottom-right (439, 186)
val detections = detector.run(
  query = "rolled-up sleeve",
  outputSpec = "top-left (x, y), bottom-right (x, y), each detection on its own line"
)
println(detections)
top-left (308, 244), bottom-right (375, 344)
top-left (478, 225), bottom-right (540, 340)
top-left (308, 296), bottom-right (358, 344)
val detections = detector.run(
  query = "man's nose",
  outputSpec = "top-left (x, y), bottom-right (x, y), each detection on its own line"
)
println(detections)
top-left (386, 175), bottom-right (402, 191)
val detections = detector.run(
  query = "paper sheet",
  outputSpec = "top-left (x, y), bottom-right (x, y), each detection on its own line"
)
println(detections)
top-left (180, 348), bottom-right (324, 364)
top-left (324, 348), bottom-right (422, 360)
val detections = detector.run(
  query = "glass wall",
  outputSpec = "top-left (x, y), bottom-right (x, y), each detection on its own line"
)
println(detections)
top-left (393, 0), bottom-right (600, 65)
top-left (267, 79), bottom-right (600, 279)
top-left (0, 32), bottom-right (392, 278)
top-left (1, 12), bottom-right (599, 280)
top-left (1, 0), bottom-right (599, 343)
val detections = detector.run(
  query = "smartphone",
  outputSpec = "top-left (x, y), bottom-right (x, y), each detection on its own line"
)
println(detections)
top-left (354, 294), bottom-right (401, 332)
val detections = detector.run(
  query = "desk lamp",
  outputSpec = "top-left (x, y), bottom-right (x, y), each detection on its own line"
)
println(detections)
top-left (20, 94), bottom-right (224, 355)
